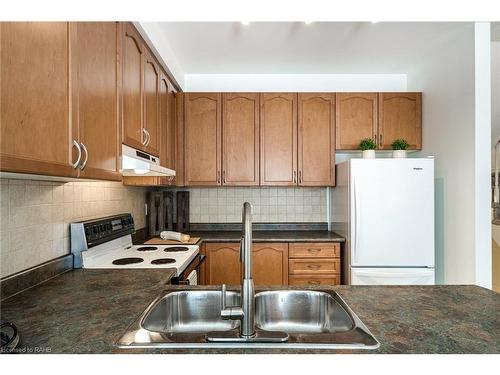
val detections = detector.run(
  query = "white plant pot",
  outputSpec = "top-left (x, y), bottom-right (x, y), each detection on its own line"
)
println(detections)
top-left (392, 150), bottom-right (407, 159)
top-left (362, 150), bottom-right (376, 159)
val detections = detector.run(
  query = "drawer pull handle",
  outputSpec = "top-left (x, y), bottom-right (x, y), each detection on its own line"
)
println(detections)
top-left (307, 248), bottom-right (321, 253)
top-left (307, 280), bottom-right (320, 285)
top-left (307, 264), bottom-right (321, 270)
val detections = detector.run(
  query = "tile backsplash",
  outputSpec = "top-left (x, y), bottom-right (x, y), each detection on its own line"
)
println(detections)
top-left (188, 187), bottom-right (327, 223)
top-left (0, 178), bottom-right (147, 278)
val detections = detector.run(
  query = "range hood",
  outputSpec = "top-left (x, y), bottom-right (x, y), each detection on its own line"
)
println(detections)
top-left (121, 144), bottom-right (175, 177)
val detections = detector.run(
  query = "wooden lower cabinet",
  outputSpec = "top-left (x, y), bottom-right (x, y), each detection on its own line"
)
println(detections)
top-left (201, 242), bottom-right (288, 286)
top-left (200, 241), bottom-right (341, 286)
top-left (288, 242), bottom-right (341, 286)
top-left (289, 275), bottom-right (341, 286)
top-left (203, 243), bottom-right (241, 285)
top-left (252, 243), bottom-right (288, 286)
top-left (289, 258), bottom-right (341, 275)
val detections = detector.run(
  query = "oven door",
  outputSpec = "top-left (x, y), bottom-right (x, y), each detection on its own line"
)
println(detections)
top-left (170, 254), bottom-right (206, 285)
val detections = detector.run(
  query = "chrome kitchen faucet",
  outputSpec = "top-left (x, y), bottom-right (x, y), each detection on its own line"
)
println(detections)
top-left (207, 202), bottom-right (288, 343)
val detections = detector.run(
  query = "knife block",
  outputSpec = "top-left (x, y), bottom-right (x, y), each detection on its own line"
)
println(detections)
top-left (176, 191), bottom-right (190, 232)
top-left (148, 191), bottom-right (165, 237)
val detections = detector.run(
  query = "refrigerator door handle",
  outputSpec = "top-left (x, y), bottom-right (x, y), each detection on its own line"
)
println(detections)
top-left (353, 178), bottom-right (360, 264)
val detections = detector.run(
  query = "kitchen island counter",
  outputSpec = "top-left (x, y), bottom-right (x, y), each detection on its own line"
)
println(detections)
top-left (0, 268), bottom-right (175, 354)
top-left (1, 275), bottom-right (498, 354)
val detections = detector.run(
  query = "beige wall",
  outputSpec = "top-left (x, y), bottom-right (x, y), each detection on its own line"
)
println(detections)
top-left (0, 178), bottom-right (147, 278)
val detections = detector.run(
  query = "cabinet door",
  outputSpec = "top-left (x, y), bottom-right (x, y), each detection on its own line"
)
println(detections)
top-left (122, 23), bottom-right (144, 150)
top-left (298, 93), bottom-right (335, 186)
top-left (378, 92), bottom-right (422, 150)
top-left (159, 73), bottom-right (176, 170)
top-left (0, 22), bottom-right (76, 177)
top-left (252, 243), bottom-right (288, 286)
top-left (205, 243), bottom-right (241, 285)
top-left (260, 93), bottom-right (297, 186)
top-left (143, 49), bottom-right (160, 156)
top-left (184, 93), bottom-right (222, 186)
top-left (222, 93), bottom-right (260, 185)
top-left (72, 22), bottom-right (121, 181)
top-left (175, 93), bottom-right (185, 186)
top-left (336, 93), bottom-right (378, 150)
top-left (167, 80), bottom-right (177, 170)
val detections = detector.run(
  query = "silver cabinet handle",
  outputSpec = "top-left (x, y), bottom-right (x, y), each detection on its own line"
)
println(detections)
top-left (72, 140), bottom-right (82, 169)
top-left (79, 142), bottom-right (88, 170)
top-left (146, 129), bottom-right (151, 146)
top-left (141, 128), bottom-right (147, 145)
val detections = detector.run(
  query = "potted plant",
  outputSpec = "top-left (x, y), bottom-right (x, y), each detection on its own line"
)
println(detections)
top-left (391, 139), bottom-right (410, 158)
top-left (359, 138), bottom-right (377, 158)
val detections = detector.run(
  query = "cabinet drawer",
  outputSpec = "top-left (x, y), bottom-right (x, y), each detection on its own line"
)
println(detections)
top-left (288, 258), bottom-right (340, 275)
top-left (288, 275), bottom-right (340, 286)
top-left (289, 243), bottom-right (340, 258)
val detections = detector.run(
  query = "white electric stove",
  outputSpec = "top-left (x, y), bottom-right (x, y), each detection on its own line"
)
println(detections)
top-left (70, 214), bottom-right (202, 280)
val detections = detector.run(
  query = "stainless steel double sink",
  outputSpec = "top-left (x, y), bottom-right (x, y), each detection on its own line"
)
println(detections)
top-left (116, 288), bottom-right (379, 350)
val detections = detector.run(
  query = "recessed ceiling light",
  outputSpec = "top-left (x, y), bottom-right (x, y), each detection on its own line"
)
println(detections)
top-left (304, 21), bottom-right (313, 25)
top-left (371, 21), bottom-right (379, 24)
top-left (240, 21), bottom-right (250, 25)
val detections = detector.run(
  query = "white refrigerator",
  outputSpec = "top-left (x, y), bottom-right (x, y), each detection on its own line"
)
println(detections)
top-left (332, 158), bottom-right (435, 285)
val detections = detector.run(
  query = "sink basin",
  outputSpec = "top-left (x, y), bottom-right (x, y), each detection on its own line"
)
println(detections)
top-left (254, 290), bottom-right (354, 334)
top-left (143, 290), bottom-right (240, 333)
top-left (116, 288), bottom-right (379, 350)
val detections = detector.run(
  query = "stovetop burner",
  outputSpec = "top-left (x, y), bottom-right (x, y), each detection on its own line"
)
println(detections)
top-left (151, 258), bottom-right (176, 265)
top-left (136, 246), bottom-right (158, 252)
top-left (164, 246), bottom-right (190, 252)
top-left (112, 257), bottom-right (144, 265)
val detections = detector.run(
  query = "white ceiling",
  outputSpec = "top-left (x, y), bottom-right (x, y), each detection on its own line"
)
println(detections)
top-left (147, 22), bottom-right (473, 75)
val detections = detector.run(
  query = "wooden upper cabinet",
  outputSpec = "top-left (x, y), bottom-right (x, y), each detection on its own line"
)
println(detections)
top-left (167, 81), bottom-right (177, 170)
top-left (175, 93), bottom-right (185, 186)
top-left (378, 92), bottom-right (422, 150)
top-left (222, 93), bottom-right (260, 185)
top-left (159, 72), bottom-right (176, 170)
top-left (0, 22), bottom-right (76, 177)
top-left (260, 93), bottom-right (298, 186)
top-left (122, 23), bottom-right (144, 150)
top-left (184, 93), bottom-right (222, 186)
top-left (336, 93), bottom-right (378, 150)
top-left (298, 93), bottom-right (335, 186)
top-left (204, 243), bottom-right (241, 285)
top-left (252, 243), bottom-right (288, 286)
top-left (72, 22), bottom-right (121, 181)
top-left (143, 49), bottom-right (160, 156)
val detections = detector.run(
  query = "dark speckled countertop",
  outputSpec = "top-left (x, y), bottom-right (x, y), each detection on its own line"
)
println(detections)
top-left (1, 269), bottom-right (498, 354)
top-left (188, 230), bottom-right (345, 243)
top-left (0, 269), bottom-right (175, 354)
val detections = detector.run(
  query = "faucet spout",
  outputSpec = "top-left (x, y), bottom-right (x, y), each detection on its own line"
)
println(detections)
top-left (207, 202), bottom-right (289, 343)
top-left (217, 202), bottom-right (255, 338)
